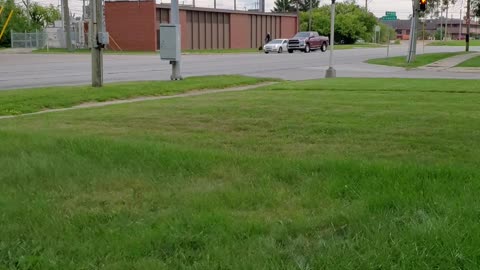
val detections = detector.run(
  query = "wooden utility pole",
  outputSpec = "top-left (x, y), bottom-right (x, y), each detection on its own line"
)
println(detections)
top-left (63, 0), bottom-right (72, 51)
top-left (365, 0), bottom-right (368, 10)
top-left (309, 0), bottom-right (312, 30)
top-left (466, 0), bottom-right (471, 51)
top-left (91, 0), bottom-right (104, 87)
top-left (296, 0), bottom-right (300, 31)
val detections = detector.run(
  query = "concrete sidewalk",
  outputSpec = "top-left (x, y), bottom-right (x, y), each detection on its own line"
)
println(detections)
top-left (0, 48), bottom-right (34, 54)
top-left (419, 52), bottom-right (480, 71)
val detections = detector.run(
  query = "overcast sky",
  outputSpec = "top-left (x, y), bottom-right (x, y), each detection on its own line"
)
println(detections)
top-left (33, 0), bottom-right (467, 20)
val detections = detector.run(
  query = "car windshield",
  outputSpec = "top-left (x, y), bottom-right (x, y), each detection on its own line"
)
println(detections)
top-left (268, 39), bottom-right (283, 44)
top-left (294, 32), bottom-right (310, 38)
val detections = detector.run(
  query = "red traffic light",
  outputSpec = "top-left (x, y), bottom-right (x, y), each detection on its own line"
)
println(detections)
top-left (420, 0), bottom-right (427, 11)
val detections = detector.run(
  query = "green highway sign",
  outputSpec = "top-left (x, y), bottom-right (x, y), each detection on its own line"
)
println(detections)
top-left (381, 11), bottom-right (397, 21)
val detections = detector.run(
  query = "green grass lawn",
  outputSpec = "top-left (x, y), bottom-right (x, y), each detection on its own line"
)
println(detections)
top-left (457, 55), bottom-right (480, 67)
top-left (428, 40), bottom-right (480, 46)
top-left (2, 78), bottom-right (480, 268)
top-left (0, 75), bottom-right (274, 116)
top-left (335, 43), bottom-right (386, 50)
top-left (367, 52), bottom-right (467, 68)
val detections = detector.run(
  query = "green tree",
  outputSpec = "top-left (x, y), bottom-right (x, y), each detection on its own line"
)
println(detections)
top-left (298, 0), bottom-right (320, 12)
top-left (0, 0), bottom-right (59, 47)
top-left (473, 0), bottom-right (480, 16)
top-left (300, 1), bottom-right (377, 44)
top-left (424, 0), bottom-right (457, 17)
top-left (272, 0), bottom-right (295, 12)
top-left (28, 3), bottom-right (61, 28)
top-left (0, 0), bottom-right (29, 46)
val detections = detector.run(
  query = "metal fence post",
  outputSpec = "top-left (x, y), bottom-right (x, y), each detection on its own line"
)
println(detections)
top-left (10, 30), bottom-right (13, 48)
top-left (36, 30), bottom-right (39, 48)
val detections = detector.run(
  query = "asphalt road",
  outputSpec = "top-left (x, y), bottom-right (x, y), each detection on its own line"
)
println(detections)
top-left (1, 44), bottom-right (479, 90)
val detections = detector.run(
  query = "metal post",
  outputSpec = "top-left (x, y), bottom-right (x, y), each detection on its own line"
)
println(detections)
top-left (387, 30), bottom-right (390, 57)
top-left (406, 0), bottom-right (418, 63)
top-left (423, 19), bottom-right (425, 53)
top-left (170, 0), bottom-right (182, 80)
top-left (466, 0), bottom-right (470, 51)
top-left (440, 7), bottom-right (443, 40)
top-left (234, 0), bottom-right (236, 10)
top-left (325, 0), bottom-right (336, 78)
top-left (445, 2), bottom-right (449, 40)
top-left (36, 29), bottom-right (39, 48)
top-left (214, 0), bottom-right (216, 9)
top-left (91, 0), bottom-right (104, 87)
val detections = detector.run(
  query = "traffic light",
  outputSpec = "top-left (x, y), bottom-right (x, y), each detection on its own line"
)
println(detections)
top-left (420, 0), bottom-right (427, 11)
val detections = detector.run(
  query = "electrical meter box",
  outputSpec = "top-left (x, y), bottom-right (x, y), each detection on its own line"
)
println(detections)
top-left (160, 24), bottom-right (181, 61)
top-left (98, 32), bottom-right (110, 45)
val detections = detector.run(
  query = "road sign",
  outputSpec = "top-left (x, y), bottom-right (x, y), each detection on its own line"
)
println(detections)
top-left (375, 25), bottom-right (381, 32)
top-left (381, 11), bottom-right (397, 21)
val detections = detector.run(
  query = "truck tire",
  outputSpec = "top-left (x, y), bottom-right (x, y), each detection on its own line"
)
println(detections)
top-left (304, 44), bottom-right (311, 53)
top-left (288, 49), bottom-right (293, 53)
top-left (278, 47), bottom-right (283, 53)
top-left (320, 42), bottom-right (327, 52)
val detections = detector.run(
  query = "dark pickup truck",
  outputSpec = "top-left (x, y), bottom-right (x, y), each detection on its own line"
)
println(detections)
top-left (287, 31), bottom-right (329, 53)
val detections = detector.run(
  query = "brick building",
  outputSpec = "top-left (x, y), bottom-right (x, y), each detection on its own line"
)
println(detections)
top-left (383, 18), bottom-right (480, 41)
top-left (104, 0), bottom-right (298, 51)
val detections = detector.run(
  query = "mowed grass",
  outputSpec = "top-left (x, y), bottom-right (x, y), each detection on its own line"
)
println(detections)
top-left (457, 55), bottom-right (480, 67)
top-left (335, 43), bottom-right (386, 50)
top-left (2, 78), bottom-right (480, 268)
top-left (0, 75), bottom-right (274, 116)
top-left (366, 52), bottom-right (466, 68)
top-left (428, 40), bottom-right (480, 46)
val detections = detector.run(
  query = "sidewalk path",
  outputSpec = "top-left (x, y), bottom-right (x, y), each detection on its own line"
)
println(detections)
top-left (0, 82), bottom-right (276, 120)
top-left (0, 48), bottom-right (34, 54)
top-left (419, 52), bottom-right (480, 71)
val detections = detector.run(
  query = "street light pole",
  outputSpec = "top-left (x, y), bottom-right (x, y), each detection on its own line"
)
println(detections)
top-left (325, 0), bottom-right (336, 78)
top-left (406, 0), bottom-right (418, 63)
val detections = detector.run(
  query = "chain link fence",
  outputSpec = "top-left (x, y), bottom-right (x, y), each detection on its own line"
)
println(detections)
top-left (10, 31), bottom-right (48, 49)
top-left (10, 30), bottom-right (85, 49)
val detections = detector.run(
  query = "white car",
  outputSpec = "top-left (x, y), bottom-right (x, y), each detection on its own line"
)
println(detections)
top-left (263, 39), bottom-right (288, 54)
